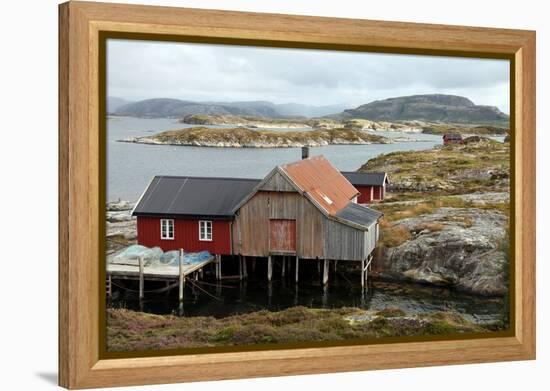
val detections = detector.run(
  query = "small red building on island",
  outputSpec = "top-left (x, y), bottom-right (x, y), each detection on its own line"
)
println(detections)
top-left (443, 133), bottom-right (463, 145)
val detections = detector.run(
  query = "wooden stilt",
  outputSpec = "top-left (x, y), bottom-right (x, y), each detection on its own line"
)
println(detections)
top-left (361, 259), bottom-right (365, 288)
top-left (179, 249), bottom-right (185, 302)
top-left (317, 260), bottom-right (321, 276)
top-left (238, 255), bottom-right (243, 280)
top-left (295, 256), bottom-right (299, 283)
top-left (138, 256), bottom-right (144, 300)
top-left (282, 256), bottom-right (286, 277)
top-left (243, 256), bottom-right (248, 278)
top-left (217, 255), bottom-right (222, 280)
top-left (323, 259), bottom-right (329, 285)
top-left (267, 255), bottom-right (272, 282)
top-left (334, 260), bottom-right (338, 273)
top-left (252, 258), bottom-right (256, 273)
top-left (106, 274), bottom-right (112, 298)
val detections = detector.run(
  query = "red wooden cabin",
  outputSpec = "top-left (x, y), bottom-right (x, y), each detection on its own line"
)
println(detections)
top-left (443, 133), bottom-right (463, 145)
top-left (132, 176), bottom-right (259, 254)
top-left (341, 172), bottom-right (389, 203)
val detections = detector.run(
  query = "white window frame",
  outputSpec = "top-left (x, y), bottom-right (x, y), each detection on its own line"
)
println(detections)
top-left (160, 219), bottom-right (174, 240)
top-left (199, 220), bottom-right (213, 241)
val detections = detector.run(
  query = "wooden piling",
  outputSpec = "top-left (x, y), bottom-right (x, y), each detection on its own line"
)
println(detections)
top-left (295, 256), bottom-right (299, 283)
top-left (243, 256), bottom-right (248, 278)
top-left (216, 254), bottom-right (222, 280)
top-left (138, 256), bottom-right (144, 300)
top-left (282, 256), bottom-right (286, 277)
top-left (361, 259), bottom-right (365, 288)
top-left (179, 249), bottom-right (185, 302)
top-left (323, 259), bottom-right (329, 285)
top-left (267, 255), bottom-right (273, 282)
top-left (106, 274), bottom-right (112, 298)
top-left (238, 255), bottom-right (243, 280)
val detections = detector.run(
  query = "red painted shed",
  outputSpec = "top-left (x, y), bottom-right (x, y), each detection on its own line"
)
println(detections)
top-left (443, 133), bottom-right (463, 145)
top-left (132, 176), bottom-right (260, 255)
top-left (341, 172), bottom-right (389, 203)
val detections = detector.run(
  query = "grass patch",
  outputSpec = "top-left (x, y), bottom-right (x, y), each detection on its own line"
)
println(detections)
top-left (107, 306), bottom-right (500, 351)
top-left (379, 222), bottom-right (412, 247)
top-left (360, 139), bottom-right (509, 195)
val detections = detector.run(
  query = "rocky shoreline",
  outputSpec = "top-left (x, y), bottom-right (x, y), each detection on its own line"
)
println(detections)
top-left (106, 200), bottom-right (136, 254)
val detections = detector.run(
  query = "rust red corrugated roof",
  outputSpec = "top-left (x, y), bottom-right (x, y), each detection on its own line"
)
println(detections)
top-left (281, 155), bottom-right (359, 215)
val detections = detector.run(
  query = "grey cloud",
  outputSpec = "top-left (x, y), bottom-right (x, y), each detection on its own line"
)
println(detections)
top-left (107, 39), bottom-right (510, 113)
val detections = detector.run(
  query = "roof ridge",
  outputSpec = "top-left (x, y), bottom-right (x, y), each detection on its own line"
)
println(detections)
top-left (155, 175), bottom-right (261, 182)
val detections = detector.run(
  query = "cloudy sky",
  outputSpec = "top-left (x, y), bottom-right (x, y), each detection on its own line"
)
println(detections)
top-left (107, 39), bottom-right (510, 113)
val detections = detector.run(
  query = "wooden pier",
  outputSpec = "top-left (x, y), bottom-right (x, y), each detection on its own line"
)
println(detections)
top-left (107, 250), bottom-right (216, 301)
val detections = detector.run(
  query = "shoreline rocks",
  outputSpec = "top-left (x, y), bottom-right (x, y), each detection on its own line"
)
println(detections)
top-left (374, 207), bottom-right (508, 296)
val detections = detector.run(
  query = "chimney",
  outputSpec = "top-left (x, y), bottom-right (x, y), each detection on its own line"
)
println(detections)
top-left (301, 146), bottom-right (310, 160)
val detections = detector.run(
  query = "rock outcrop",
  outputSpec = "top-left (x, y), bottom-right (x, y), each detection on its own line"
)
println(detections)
top-left (375, 207), bottom-right (508, 296)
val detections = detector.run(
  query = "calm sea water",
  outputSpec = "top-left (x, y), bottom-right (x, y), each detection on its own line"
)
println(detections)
top-left (108, 268), bottom-right (504, 324)
top-left (106, 117), bottom-right (444, 201)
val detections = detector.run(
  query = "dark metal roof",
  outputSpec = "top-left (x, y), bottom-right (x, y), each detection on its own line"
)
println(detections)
top-left (132, 176), bottom-right (260, 219)
top-left (341, 172), bottom-right (388, 187)
top-left (335, 202), bottom-right (383, 228)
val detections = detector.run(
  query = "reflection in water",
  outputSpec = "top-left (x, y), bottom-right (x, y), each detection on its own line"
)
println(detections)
top-left (108, 266), bottom-right (504, 324)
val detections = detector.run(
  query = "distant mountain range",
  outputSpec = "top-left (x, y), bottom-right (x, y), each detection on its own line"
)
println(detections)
top-left (338, 94), bottom-right (509, 125)
top-left (109, 94), bottom-right (509, 126)
top-left (110, 98), bottom-right (349, 119)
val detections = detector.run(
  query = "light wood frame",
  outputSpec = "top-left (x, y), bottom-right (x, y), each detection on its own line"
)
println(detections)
top-left (59, 1), bottom-right (536, 389)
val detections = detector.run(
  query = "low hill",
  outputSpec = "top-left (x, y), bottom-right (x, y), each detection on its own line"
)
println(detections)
top-left (340, 94), bottom-right (509, 126)
top-left (112, 98), bottom-right (350, 119)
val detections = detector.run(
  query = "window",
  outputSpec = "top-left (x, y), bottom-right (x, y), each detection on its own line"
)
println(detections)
top-left (199, 220), bottom-right (212, 241)
top-left (160, 219), bottom-right (174, 240)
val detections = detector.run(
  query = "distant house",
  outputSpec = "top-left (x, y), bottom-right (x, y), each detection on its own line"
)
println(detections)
top-left (341, 172), bottom-right (389, 203)
top-left (443, 133), bottom-right (463, 145)
top-left (132, 176), bottom-right (259, 254)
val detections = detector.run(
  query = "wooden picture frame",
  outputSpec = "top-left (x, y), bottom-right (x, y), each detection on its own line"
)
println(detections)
top-left (58, 1), bottom-right (536, 388)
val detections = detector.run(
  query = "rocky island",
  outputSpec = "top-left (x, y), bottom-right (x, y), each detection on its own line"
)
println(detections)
top-left (119, 126), bottom-right (392, 148)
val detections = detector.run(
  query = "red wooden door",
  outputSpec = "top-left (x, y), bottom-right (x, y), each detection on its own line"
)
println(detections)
top-left (269, 219), bottom-right (296, 253)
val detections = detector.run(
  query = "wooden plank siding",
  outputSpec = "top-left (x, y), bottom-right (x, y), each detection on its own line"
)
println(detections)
top-left (233, 190), bottom-right (324, 258)
top-left (137, 217), bottom-right (232, 254)
top-left (259, 170), bottom-right (296, 192)
top-left (323, 218), bottom-right (366, 261)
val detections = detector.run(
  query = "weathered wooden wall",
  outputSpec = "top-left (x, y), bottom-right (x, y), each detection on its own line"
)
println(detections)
top-left (364, 222), bottom-right (378, 257)
top-left (323, 218), bottom-right (365, 261)
top-left (259, 170), bottom-right (296, 192)
top-left (233, 190), bottom-right (325, 258)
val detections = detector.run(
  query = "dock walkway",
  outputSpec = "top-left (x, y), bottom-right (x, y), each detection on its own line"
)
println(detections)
top-left (106, 251), bottom-right (216, 301)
